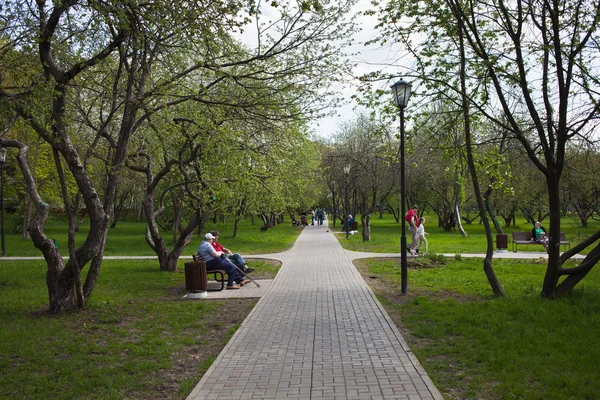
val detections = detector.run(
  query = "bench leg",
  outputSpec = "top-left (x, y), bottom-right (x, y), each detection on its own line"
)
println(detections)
top-left (206, 271), bottom-right (225, 291)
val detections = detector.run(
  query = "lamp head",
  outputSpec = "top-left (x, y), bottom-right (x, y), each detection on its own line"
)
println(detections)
top-left (343, 165), bottom-right (351, 174)
top-left (0, 148), bottom-right (6, 163)
top-left (391, 78), bottom-right (412, 108)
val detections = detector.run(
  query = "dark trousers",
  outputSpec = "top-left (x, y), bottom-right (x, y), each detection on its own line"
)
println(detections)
top-left (206, 257), bottom-right (244, 286)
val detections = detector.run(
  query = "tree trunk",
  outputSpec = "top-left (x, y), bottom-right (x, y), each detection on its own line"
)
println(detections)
top-left (387, 203), bottom-right (400, 223)
top-left (21, 135), bottom-right (41, 240)
top-left (483, 185), bottom-right (504, 235)
top-left (137, 204), bottom-right (144, 222)
top-left (455, 16), bottom-right (504, 295)
top-left (233, 218), bottom-right (240, 238)
top-left (171, 190), bottom-right (184, 246)
top-left (260, 213), bottom-right (269, 231)
top-left (541, 176), bottom-right (562, 298)
top-left (453, 166), bottom-right (468, 237)
top-left (361, 213), bottom-right (371, 241)
top-left (331, 186), bottom-right (337, 228)
top-left (47, 265), bottom-right (78, 314)
top-left (455, 203), bottom-right (467, 237)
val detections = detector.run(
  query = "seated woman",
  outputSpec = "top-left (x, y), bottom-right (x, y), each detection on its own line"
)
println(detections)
top-left (210, 230), bottom-right (255, 273)
top-left (531, 221), bottom-right (549, 252)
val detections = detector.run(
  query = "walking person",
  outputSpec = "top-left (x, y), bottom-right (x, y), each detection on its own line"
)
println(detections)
top-left (317, 208), bottom-right (324, 225)
top-left (405, 205), bottom-right (419, 255)
top-left (417, 217), bottom-right (429, 255)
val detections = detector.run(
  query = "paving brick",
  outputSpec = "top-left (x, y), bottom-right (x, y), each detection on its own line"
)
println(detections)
top-left (186, 223), bottom-right (443, 400)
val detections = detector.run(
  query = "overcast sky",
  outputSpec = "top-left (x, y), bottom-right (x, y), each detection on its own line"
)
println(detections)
top-left (235, 1), bottom-right (404, 140)
top-left (309, 0), bottom-right (399, 139)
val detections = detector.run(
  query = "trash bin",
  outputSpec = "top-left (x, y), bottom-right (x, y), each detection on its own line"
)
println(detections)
top-left (184, 260), bottom-right (208, 292)
top-left (496, 234), bottom-right (508, 252)
top-left (351, 221), bottom-right (358, 231)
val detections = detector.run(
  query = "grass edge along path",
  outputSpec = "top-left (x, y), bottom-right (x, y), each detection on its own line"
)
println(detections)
top-left (354, 257), bottom-right (600, 400)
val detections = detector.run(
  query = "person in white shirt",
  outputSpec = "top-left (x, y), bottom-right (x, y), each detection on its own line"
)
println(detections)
top-left (417, 217), bottom-right (429, 255)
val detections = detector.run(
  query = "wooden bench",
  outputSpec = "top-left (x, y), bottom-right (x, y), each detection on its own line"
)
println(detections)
top-left (511, 231), bottom-right (570, 253)
top-left (192, 253), bottom-right (226, 291)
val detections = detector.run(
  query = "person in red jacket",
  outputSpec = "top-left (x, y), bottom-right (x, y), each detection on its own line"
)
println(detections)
top-left (210, 231), bottom-right (255, 273)
top-left (405, 205), bottom-right (420, 255)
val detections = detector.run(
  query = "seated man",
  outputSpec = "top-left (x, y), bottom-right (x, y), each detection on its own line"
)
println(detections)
top-left (342, 214), bottom-right (354, 232)
top-left (197, 233), bottom-right (249, 289)
top-left (210, 230), bottom-right (255, 273)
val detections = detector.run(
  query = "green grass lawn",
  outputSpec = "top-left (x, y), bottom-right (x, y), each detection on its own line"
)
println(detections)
top-left (4, 212), bottom-right (600, 399)
top-left (0, 217), bottom-right (295, 399)
top-left (1, 215), bottom-right (302, 257)
top-left (335, 213), bottom-right (600, 255)
top-left (352, 226), bottom-right (600, 399)
top-left (0, 257), bottom-right (283, 399)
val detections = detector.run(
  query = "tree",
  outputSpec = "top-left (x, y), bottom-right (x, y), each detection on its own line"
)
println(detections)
top-left (0, 0), bottom-right (357, 312)
top-left (561, 146), bottom-right (600, 227)
top-left (324, 114), bottom-right (399, 241)
top-left (372, 0), bottom-right (600, 297)
top-left (409, 99), bottom-right (471, 234)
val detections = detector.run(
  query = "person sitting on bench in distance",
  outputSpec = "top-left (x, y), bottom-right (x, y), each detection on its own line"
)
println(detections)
top-left (210, 230), bottom-right (255, 274)
top-left (197, 233), bottom-right (249, 290)
top-left (531, 221), bottom-right (550, 252)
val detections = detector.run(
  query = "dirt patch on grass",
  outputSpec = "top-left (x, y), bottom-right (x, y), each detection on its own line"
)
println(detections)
top-left (356, 257), bottom-right (476, 303)
top-left (144, 261), bottom-right (277, 398)
top-left (134, 298), bottom-right (254, 400)
top-left (142, 262), bottom-right (281, 399)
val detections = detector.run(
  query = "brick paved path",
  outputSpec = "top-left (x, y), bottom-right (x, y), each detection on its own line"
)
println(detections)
top-left (187, 222), bottom-right (442, 400)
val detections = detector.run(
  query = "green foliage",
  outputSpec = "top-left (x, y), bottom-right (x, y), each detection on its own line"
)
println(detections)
top-left (426, 253), bottom-right (447, 263)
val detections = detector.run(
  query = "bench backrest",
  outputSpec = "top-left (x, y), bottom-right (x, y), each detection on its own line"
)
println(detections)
top-left (559, 232), bottom-right (566, 241)
top-left (512, 231), bottom-right (531, 241)
top-left (512, 231), bottom-right (567, 241)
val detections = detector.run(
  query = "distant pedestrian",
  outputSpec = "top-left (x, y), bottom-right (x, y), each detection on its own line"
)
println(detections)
top-left (317, 208), bottom-right (324, 225)
top-left (417, 217), bottom-right (429, 255)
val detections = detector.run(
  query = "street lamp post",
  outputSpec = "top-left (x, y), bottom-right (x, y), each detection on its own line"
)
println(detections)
top-left (0, 147), bottom-right (6, 257)
top-left (331, 180), bottom-right (336, 229)
top-left (344, 165), bottom-right (351, 239)
top-left (391, 78), bottom-right (412, 294)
